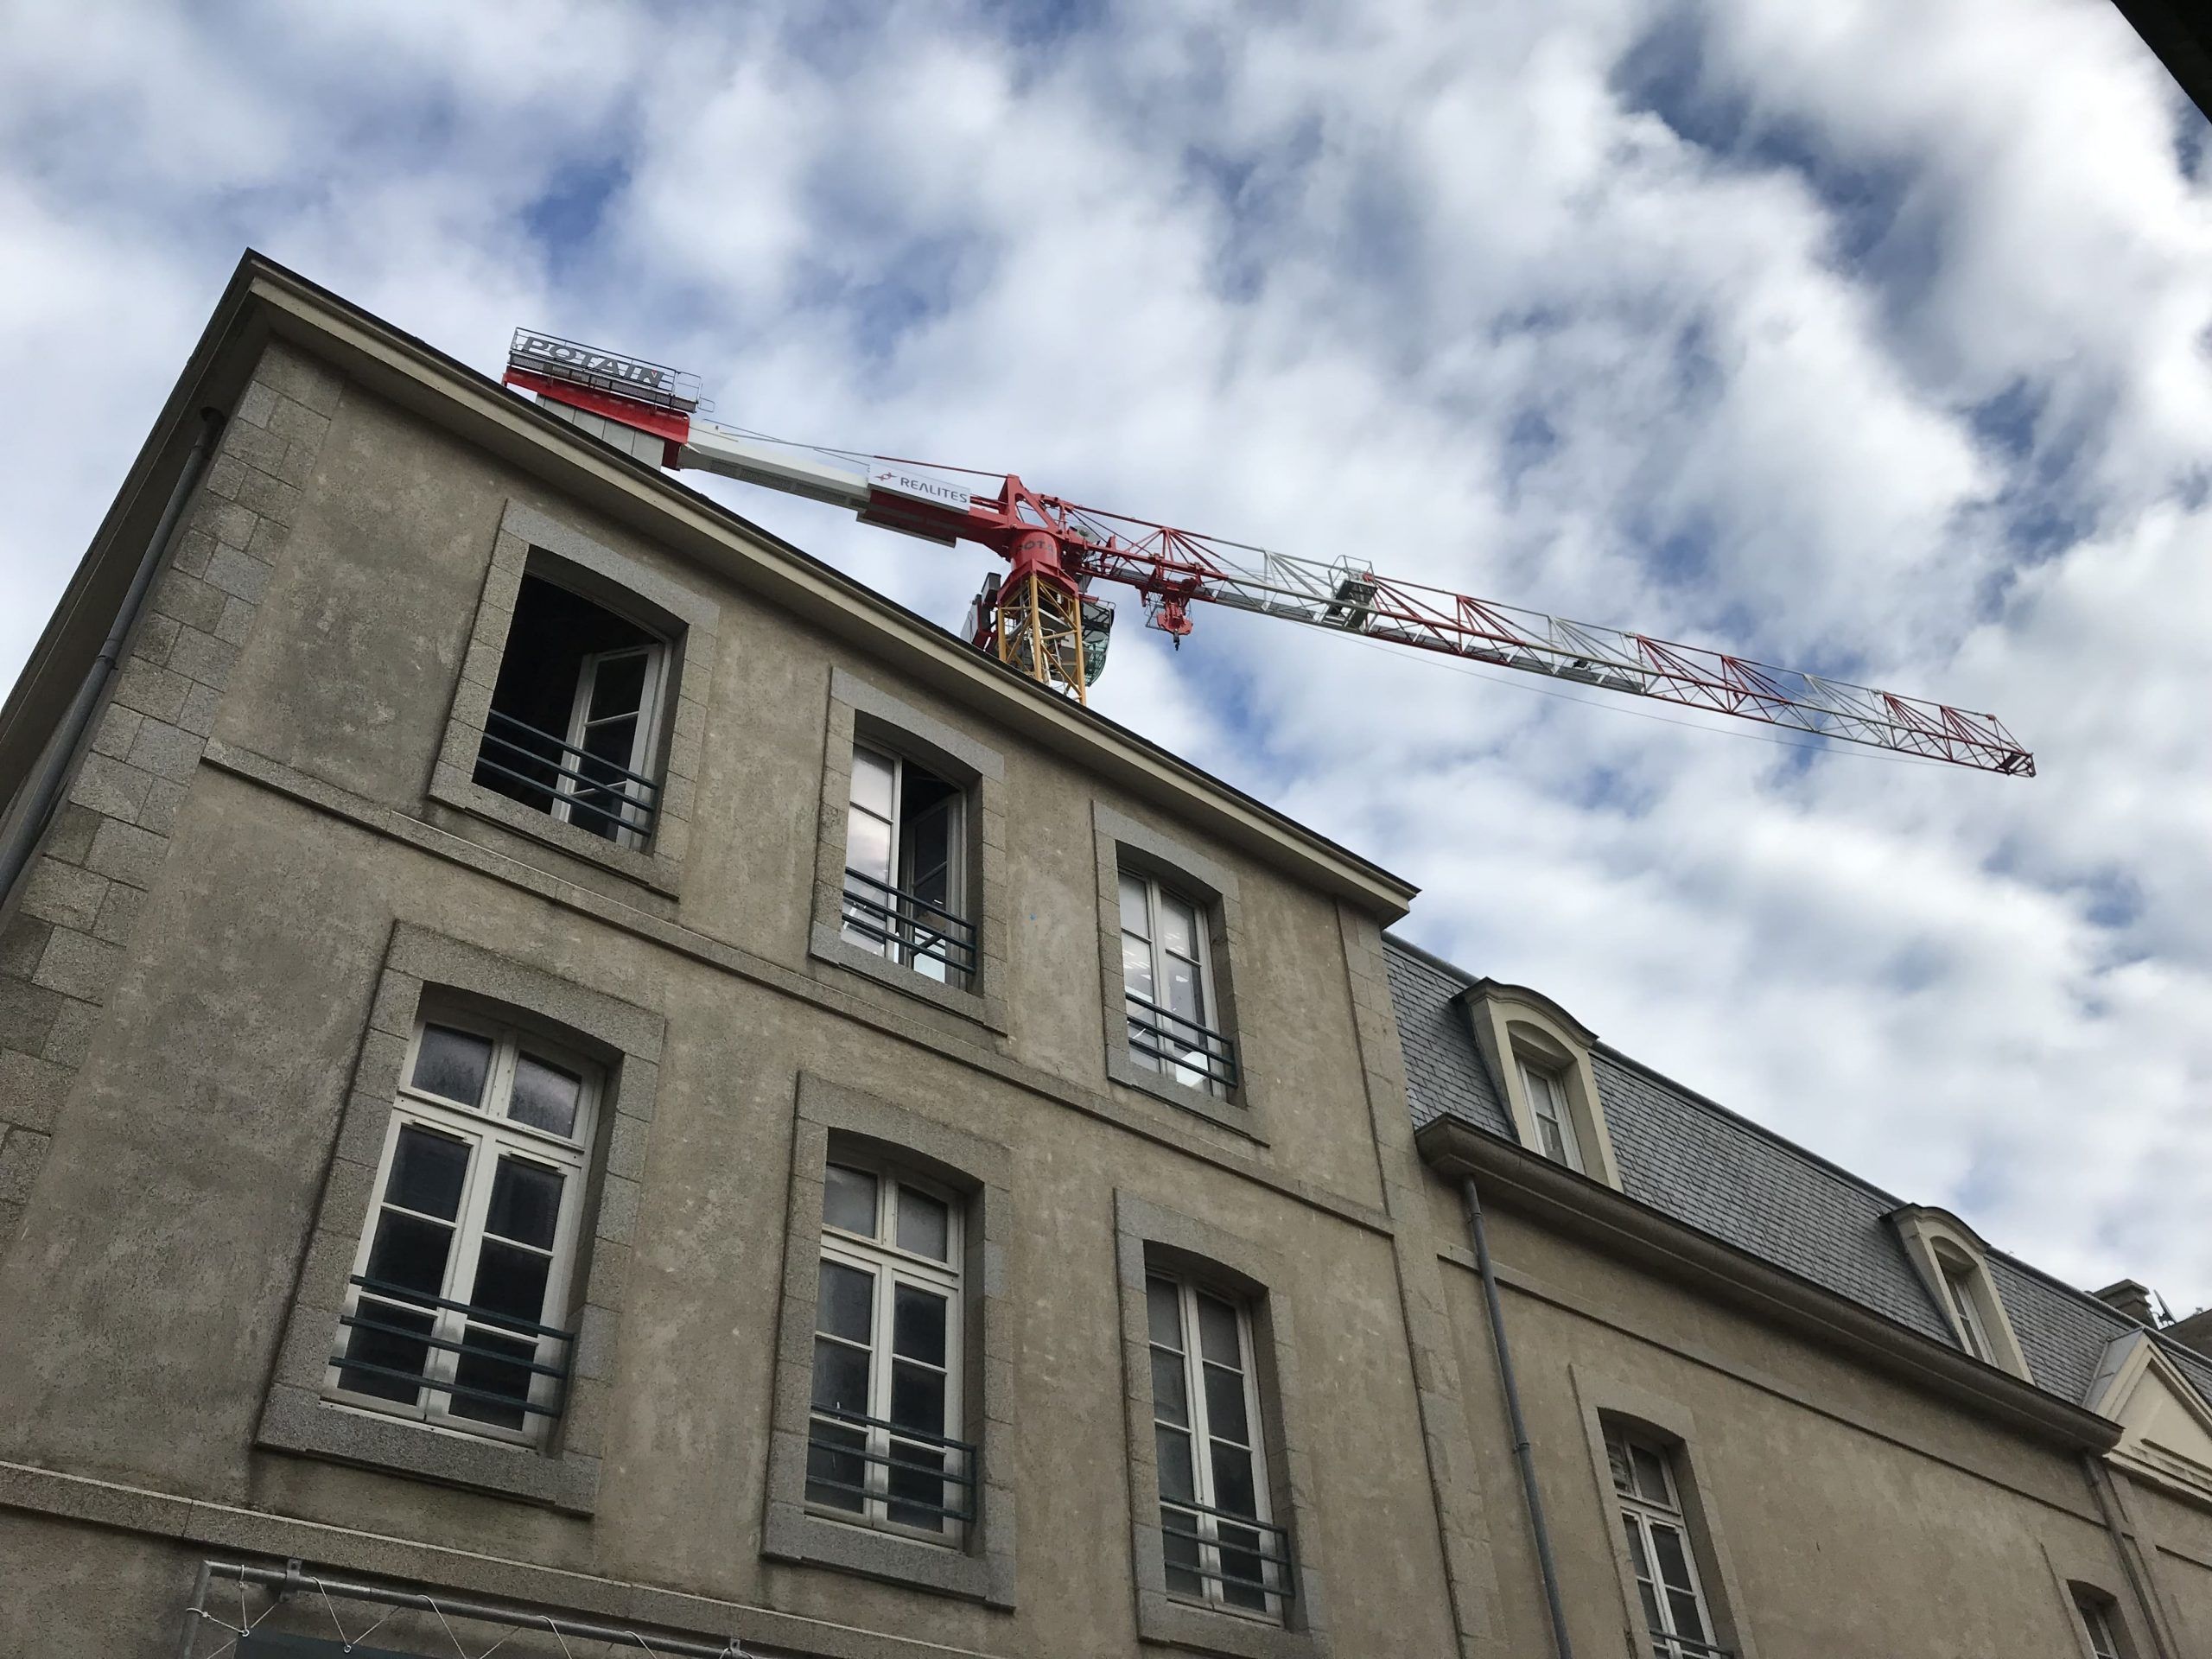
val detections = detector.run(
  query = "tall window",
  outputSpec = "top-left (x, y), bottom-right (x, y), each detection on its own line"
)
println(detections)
top-left (842, 745), bottom-right (973, 987)
top-left (329, 1017), bottom-right (595, 1443)
top-left (1606, 1424), bottom-right (1719, 1659)
top-left (807, 1156), bottom-right (971, 1540)
top-left (474, 574), bottom-right (669, 849)
top-left (1519, 1058), bottom-right (1585, 1172)
top-left (1940, 1258), bottom-right (1995, 1363)
top-left (1147, 1273), bottom-right (1288, 1618)
top-left (1121, 870), bottom-right (1237, 1097)
top-left (2075, 1592), bottom-right (2123, 1659)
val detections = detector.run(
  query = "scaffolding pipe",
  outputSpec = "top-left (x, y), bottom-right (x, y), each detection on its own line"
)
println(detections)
top-left (0, 408), bottom-right (225, 909)
top-left (1460, 1174), bottom-right (1574, 1659)
top-left (180, 1560), bottom-right (765, 1659)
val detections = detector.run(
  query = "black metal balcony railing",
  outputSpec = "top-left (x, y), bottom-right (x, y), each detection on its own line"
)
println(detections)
top-left (805, 1405), bottom-right (978, 1524)
top-left (474, 708), bottom-right (659, 840)
top-left (1649, 1632), bottom-right (1734, 1659)
top-left (841, 868), bottom-right (978, 980)
top-left (1159, 1495), bottom-right (1295, 1605)
top-left (1125, 993), bottom-right (1241, 1091)
top-left (333, 1274), bottom-right (575, 1422)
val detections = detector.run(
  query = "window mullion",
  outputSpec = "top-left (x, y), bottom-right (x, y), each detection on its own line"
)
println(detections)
top-left (867, 1249), bottom-right (898, 1521)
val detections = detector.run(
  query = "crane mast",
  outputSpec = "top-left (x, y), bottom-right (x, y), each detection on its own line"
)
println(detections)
top-left (502, 329), bottom-right (2035, 778)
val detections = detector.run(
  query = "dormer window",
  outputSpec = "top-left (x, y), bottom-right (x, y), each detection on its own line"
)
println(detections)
top-left (1888, 1205), bottom-right (2033, 1381)
top-left (1459, 979), bottom-right (1620, 1189)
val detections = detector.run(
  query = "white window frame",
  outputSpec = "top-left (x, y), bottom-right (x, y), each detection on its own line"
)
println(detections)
top-left (1120, 868), bottom-right (1232, 1099)
top-left (325, 1014), bottom-right (600, 1447)
top-left (1941, 1255), bottom-right (1996, 1364)
top-left (1519, 1057), bottom-right (1586, 1173)
top-left (554, 640), bottom-right (668, 850)
top-left (808, 1152), bottom-right (969, 1544)
top-left (1147, 1272), bottom-right (1285, 1621)
top-left (2075, 1593), bottom-right (2123, 1659)
top-left (1607, 1425), bottom-right (1719, 1659)
top-left (842, 742), bottom-right (969, 988)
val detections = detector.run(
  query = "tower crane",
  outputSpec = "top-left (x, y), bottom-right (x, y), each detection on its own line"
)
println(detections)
top-left (502, 330), bottom-right (2035, 778)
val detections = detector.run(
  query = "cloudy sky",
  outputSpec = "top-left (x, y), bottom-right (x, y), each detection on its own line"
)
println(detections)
top-left (4, 1), bottom-right (2209, 1306)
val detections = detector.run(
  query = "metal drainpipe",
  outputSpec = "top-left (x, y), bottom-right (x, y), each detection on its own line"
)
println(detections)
top-left (0, 407), bottom-right (224, 907)
top-left (1461, 1173), bottom-right (1575, 1659)
top-left (2080, 1451), bottom-right (2179, 1659)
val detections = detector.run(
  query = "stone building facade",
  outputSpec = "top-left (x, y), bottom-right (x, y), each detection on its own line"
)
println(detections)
top-left (0, 256), bottom-right (2208, 1659)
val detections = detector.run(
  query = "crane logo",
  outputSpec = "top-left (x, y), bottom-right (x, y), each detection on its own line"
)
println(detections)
top-left (505, 329), bottom-right (701, 413)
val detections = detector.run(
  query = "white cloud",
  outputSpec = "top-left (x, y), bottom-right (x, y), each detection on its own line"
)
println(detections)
top-left (3, 0), bottom-right (2209, 1307)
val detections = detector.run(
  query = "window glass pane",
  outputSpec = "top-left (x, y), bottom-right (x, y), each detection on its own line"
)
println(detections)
top-left (807, 1419), bottom-right (868, 1512)
top-left (387, 1126), bottom-right (469, 1221)
top-left (410, 1026), bottom-right (492, 1106)
top-left (1154, 1423), bottom-right (1197, 1502)
top-left (1630, 1442), bottom-right (1672, 1506)
top-left (1204, 1363), bottom-right (1250, 1445)
top-left (1217, 1518), bottom-right (1268, 1610)
top-left (338, 1301), bottom-right (434, 1402)
top-left (891, 1357), bottom-right (946, 1433)
top-left (844, 809), bottom-right (893, 884)
top-left (1151, 1351), bottom-right (1190, 1427)
top-left (587, 650), bottom-right (649, 721)
top-left (1122, 933), bottom-right (1156, 1001)
top-left (1538, 1118), bottom-right (1567, 1162)
top-left (365, 1211), bottom-right (454, 1298)
top-left (1197, 1294), bottom-right (1243, 1369)
top-left (580, 712), bottom-right (639, 769)
top-left (1147, 1278), bottom-right (1184, 1350)
top-left (851, 748), bottom-right (896, 819)
top-left (1162, 1511), bottom-right (1205, 1599)
top-left (508, 1053), bottom-right (582, 1138)
top-left (810, 1337), bottom-right (870, 1414)
top-left (1606, 1430), bottom-right (1636, 1496)
top-left (887, 1439), bottom-right (950, 1531)
top-left (892, 1284), bottom-right (948, 1368)
top-left (485, 1159), bottom-right (563, 1249)
top-left (1664, 1588), bottom-right (1707, 1644)
top-left (1651, 1522), bottom-right (1696, 1593)
top-left (823, 1165), bottom-right (879, 1236)
top-left (1210, 1441), bottom-right (1258, 1518)
top-left (906, 797), bottom-right (956, 909)
top-left (1163, 954), bottom-right (1203, 1023)
top-left (817, 1260), bottom-right (874, 1344)
top-left (1159, 892), bottom-right (1198, 959)
top-left (1119, 872), bottom-right (1152, 938)
top-left (896, 1185), bottom-right (950, 1261)
top-left (469, 1239), bottom-right (552, 1324)
top-left (449, 1327), bottom-right (536, 1429)
top-left (1622, 1517), bottom-right (1663, 1627)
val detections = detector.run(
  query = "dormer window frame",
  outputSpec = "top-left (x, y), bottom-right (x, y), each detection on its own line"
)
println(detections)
top-left (1888, 1205), bottom-right (2034, 1382)
top-left (1458, 979), bottom-right (1622, 1191)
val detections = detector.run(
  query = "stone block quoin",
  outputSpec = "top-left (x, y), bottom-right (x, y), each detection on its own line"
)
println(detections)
top-left (0, 341), bottom-right (342, 1250)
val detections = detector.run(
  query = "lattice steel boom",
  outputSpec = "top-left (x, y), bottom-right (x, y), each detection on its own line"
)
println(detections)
top-left (502, 329), bottom-right (2035, 777)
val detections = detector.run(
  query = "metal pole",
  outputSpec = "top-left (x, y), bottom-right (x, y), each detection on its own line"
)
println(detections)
top-left (0, 407), bottom-right (225, 908)
top-left (1460, 1173), bottom-right (1574, 1659)
top-left (174, 1559), bottom-right (213, 1659)
top-left (191, 1560), bottom-right (761, 1658)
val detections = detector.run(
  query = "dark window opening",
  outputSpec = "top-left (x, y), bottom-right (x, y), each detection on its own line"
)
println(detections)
top-left (842, 745), bottom-right (974, 987)
top-left (474, 575), bottom-right (668, 849)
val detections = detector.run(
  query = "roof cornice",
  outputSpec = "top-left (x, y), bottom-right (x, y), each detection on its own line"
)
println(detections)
top-left (9, 251), bottom-right (1418, 921)
top-left (1415, 1116), bottom-right (2122, 1452)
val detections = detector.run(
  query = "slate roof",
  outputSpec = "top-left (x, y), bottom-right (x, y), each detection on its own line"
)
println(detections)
top-left (1383, 932), bottom-right (2212, 1411)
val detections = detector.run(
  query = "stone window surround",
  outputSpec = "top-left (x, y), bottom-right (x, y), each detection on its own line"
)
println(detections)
top-left (2054, 1573), bottom-right (2139, 1659)
top-left (1571, 1365), bottom-right (1760, 1659)
top-left (1889, 1205), bottom-right (2035, 1382)
top-left (257, 923), bottom-right (664, 1514)
top-left (1091, 801), bottom-right (1262, 1141)
top-left (429, 499), bottom-right (720, 899)
top-left (1458, 979), bottom-right (1622, 1191)
top-left (807, 668), bottom-right (1010, 1033)
top-left (1112, 1191), bottom-right (1331, 1659)
top-left (763, 1072), bottom-right (1016, 1607)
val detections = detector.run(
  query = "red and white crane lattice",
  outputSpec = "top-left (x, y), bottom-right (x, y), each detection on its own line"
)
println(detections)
top-left (502, 330), bottom-right (2035, 778)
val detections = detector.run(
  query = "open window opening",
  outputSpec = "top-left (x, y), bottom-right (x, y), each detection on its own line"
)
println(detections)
top-left (842, 745), bottom-right (974, 988)
top-left (327, 1013), bottom-right (598, 1446)
top-left (1120, 868), bottom-right (1238, 1099)
top-left (805, 1152), bottom-right (973, 1544)
top-left (1606, 1422), bottom-right (1729, 1659)
top-left (474, 574), bottom-right (669, 850)
top-left (1146, 1270), bottom-right (1292, 1622)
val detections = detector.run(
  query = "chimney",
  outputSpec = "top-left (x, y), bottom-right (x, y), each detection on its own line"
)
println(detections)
top-left (2094, 1280), bottom-right (2158, 1325)
top-left (2166, 1308), bottom-right (2212, 1360)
